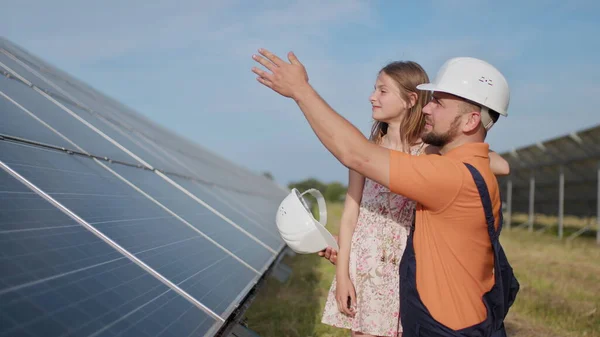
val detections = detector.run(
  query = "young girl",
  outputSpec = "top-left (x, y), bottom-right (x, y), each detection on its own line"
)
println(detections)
top-left (320, 61), bottom-right (509, 337)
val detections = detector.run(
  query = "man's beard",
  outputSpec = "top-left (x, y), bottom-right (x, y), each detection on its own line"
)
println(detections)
top-left (422, 115), bottom-right (461, 147)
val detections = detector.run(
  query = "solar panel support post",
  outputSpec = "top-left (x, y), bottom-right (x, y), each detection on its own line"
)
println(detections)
top-left (597, 161), bottom-right (600, 245)
top-left (528, 172), bottom-right (535, 232)
top-left (506, 179), bottom-right (513, 230)
top-left (558, 166), bottom-right (565, 239)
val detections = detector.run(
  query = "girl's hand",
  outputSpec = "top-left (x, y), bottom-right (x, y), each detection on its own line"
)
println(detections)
top-left (318, 235), bottom-right (338, 265)
top-left (335, 276), bottom-right (357, 317)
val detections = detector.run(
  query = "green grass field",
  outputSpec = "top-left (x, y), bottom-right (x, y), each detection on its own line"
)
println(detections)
top-left (245, 203), bottom-right (600, 337)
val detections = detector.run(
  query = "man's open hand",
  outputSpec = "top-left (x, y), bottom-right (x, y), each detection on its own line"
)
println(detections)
top-left (251, 48), bottom-right (309, 100)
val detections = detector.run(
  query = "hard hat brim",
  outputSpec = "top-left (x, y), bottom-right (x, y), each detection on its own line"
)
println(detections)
top-left (417, 83), bottom-right (508, 117)
top-left (416, 82), bottom-right (470, 102)
top-left (416, 83), bottom-right (442, 92)
top-left (314, 221), bottom-right (339, 251)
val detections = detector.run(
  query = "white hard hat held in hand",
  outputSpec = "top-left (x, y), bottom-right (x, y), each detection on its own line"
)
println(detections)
top-left (275, 188), bottom-right (339, 254)
top-left (417, 57), bottom-right (510, 130)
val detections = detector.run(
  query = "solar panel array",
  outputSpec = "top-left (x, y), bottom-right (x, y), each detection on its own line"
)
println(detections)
top-left (496, 123), bottom-right (600, 242)
top-left (0, 37), bottom-right (289, 336)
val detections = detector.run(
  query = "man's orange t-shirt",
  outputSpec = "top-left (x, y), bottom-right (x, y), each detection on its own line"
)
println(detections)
top-left (389, 142), bottom-right (501, 330)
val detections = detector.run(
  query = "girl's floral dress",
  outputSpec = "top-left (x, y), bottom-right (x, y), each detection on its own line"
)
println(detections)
top-left (321, 146), bottom-right (422, 337)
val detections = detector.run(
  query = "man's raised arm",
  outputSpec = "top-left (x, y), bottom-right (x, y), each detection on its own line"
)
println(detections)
top-left (252, 48), bottom-right (391, 188)
top-left (251, 48), bottom-right (462, 211)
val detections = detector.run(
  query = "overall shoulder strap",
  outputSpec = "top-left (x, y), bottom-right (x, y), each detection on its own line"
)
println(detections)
top-left (463, 163), bottom-right (501, 241)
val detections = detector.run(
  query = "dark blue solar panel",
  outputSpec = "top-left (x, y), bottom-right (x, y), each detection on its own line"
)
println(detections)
top-left (0, 74), bottom-right (137, 165)
top-left (0, 46), bottom-right (119, 111)
top-left (0, 83), bottom-right (276, 271)
top-left (54, 99), bottom-right (186, 174)
top-left (0, 52), bottom-right (54, 92)
top-left (0, 80), bottom-right (278, 267)
top-left (213, 187), bottom-right (283, 237)
top-left (0, 47), bottom-right (96, 108)
top-left (0, 140), bottom-right (258, 317)
top-left (103, 166), bottom-right (276, 271)
top-left (2, 47), bottom-right (289, 201)
top-left (0, 54), bottom-right (250, 193)
top-left (0, 76), bottom-right (73, 149)
top-left (211, 188), bottom-right (271, 225)
top-left (168, 175), bottom-right (283, 252)
top-left (1, 38), bottom-right (291, 335)
top-left (0, 66), bottom-right (278, 200)
top-left (165, 151), bottom-right (261, 194)
top-left (0, 167), bottom-right (217, 337)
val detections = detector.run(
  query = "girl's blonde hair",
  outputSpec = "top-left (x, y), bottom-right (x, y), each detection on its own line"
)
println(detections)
top-left (369, 61), bottom-right (431, 150)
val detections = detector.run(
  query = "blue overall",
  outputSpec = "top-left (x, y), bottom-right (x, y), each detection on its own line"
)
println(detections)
top-left (399, 163), bottom-right (519, 337)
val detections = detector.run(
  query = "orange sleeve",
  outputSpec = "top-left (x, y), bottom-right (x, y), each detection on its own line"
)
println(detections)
top-left (389, 150), bottom-right (464, 212)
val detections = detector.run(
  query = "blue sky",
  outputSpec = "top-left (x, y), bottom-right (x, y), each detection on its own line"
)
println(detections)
top-left (2, 0), bottom-right (599, 186)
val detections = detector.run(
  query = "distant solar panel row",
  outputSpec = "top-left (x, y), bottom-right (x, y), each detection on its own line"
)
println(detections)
top-left (497, 124), bottom-right (600, 218)
top-left (497, 123), bottom-right (600, 244)
top-left (0, 38), bottom-right (288, 336)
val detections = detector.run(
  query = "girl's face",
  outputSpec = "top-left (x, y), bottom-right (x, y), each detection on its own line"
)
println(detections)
top-left (369, 72), bottom-right (411, 123)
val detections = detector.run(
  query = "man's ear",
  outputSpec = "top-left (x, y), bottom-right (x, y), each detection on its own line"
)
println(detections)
top-left (463, 111), bottom-right (482, 133)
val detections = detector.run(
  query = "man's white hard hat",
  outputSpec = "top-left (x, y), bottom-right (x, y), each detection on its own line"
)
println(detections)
top-left (417, 57), bottom-right (510, 129)
top-left (275, 188), bottom-right (339, 254)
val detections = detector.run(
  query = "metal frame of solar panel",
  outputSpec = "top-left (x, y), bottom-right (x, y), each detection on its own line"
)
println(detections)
top-left (497, 124), bottom-right (600, 245)
top-left (0, 37), bottom-right (290, 337)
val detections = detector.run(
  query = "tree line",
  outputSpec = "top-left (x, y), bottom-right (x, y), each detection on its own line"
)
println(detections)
top-left (287, 178), bottom-right (347, 203)
top-left (262, 172), bottom-right (348, 203)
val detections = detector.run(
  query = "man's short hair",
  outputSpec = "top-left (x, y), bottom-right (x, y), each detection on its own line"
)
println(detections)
top-left (459, 99), bottom-right (499, 134)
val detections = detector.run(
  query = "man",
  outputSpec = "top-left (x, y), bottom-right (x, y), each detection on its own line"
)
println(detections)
top-left (251, 50), bottom-right (518, 337)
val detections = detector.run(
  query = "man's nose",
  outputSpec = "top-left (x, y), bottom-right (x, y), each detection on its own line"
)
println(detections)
top-left (422, 102), bottom-right (432, 114)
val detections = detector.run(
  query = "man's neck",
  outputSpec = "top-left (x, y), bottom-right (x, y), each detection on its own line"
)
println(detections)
top-left (439, 134), bottom-right (485, 155)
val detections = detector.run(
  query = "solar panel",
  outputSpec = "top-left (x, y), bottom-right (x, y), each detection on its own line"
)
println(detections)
top-left (0, 167), bottom-right (218, 337)
top-left (0, 73), bottom-right (145, 165)
top-left (0, 76), bottom-right (74, 150)
top-left (102, 166), bottom-right (278, 269)
top-left (0, 141), bottom-right (258, 316)
top-left (0, 74), bottom-right (279, 269)
top-left (211, 186), bottom-right (281, 234)
top-left (0, 51), bottom-right (52, 91)
top-left (0, 37), bottom-right (289, 335)
top-left (498, 124), bottom-right (600, 244)
top-left (166, 176), bottom-right (283, 252)
top-left (218, 188), bottom-right (281, 230)
top-left (1, 43), bottom-right (279, 198)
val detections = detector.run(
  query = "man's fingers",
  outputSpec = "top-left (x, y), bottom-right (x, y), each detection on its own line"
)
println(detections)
top-left (258, 48), bottom-right (285, 66)
top-left (288, 51), bottom-right (301, 65)
top-left (256, 77), bottom-right (273, 88)
top-left (251, 67), bottom-right (274, 81)
top-left (252, 54), bottom-right (278, 72)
